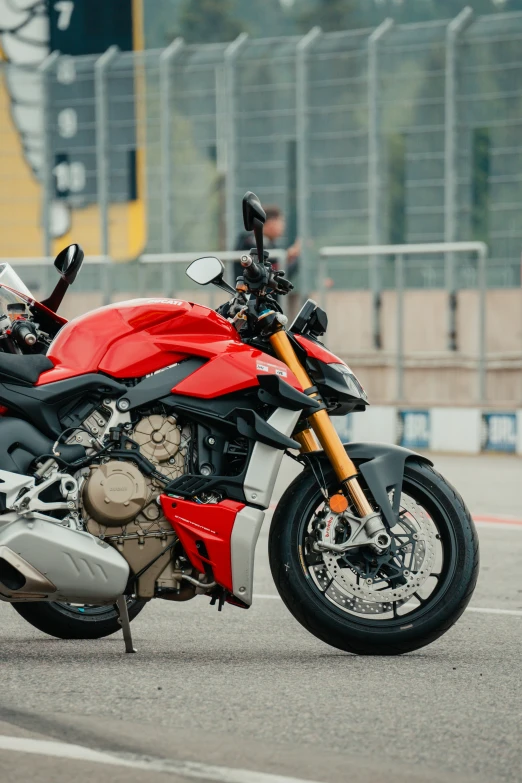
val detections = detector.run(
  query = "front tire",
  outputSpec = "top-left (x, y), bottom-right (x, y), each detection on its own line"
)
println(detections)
top-left (269, 458), bottom-right (479, 655)
top-left (12, 598), bottom-right (147, 640)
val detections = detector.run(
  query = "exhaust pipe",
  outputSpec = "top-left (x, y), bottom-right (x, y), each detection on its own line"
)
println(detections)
top-left (0, 518), bottom-right (129, 604)
top-left (0, 546), bottom-right (56, 600)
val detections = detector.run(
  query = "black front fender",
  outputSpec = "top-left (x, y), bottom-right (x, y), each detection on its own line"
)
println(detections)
top-left (306, 442), bottom-right (433, 530)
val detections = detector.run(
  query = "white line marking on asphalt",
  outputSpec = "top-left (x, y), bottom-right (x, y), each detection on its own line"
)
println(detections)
top-left (475, 521), bottom-right (522, 532)
top-left (0, 735), bottom-right (324, 783)
top-left (253, 594), bottom-right (522, 616)
top-left (466, 607), bottom-right (522, 617)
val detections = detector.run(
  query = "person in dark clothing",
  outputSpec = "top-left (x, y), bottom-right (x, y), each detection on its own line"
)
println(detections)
top-left (233, 204), bottom-right (300, 282)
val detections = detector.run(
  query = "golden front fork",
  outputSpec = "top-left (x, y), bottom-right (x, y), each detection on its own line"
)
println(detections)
top-left (269, 330), bottom-right (373, 517)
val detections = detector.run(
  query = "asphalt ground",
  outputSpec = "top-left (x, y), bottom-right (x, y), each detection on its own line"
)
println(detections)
top-left (0, 453), bottom-right (520, 783)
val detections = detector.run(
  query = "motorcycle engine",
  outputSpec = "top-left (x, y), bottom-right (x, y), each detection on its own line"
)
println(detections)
top-left (82, 414), bottom-right (194, 600)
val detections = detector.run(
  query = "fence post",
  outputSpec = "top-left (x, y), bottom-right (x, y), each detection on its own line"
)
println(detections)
top-left (160, 38), bottom-right (184, 297)
top-left (395, 253), bottom-right (404, 402)
top-left (224, 33), bottom-right (249, 252)
top-left (318, 249), bottom-right (326, 312)
top-left (95, 45), bottom-right (119, 304)
top-left (38, 51), bottom-right (60, 260)
top-left (478, 244), bottom-right (487, 403)
top-left (368, 19), bottom-right (393, 349)
top-left (296, 26), bottom-right (321, 304)
top-left (444, 7), bottom-right (473, 351)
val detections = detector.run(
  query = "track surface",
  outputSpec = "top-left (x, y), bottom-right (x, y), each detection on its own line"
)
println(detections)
top-left (0, 453), bottom-right (520, 783)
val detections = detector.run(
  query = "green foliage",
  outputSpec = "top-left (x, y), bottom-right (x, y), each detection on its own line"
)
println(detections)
top-left (298, 0), bottom-right (357, 32)
top-left (388, 134), bottom-right (406, 245)
top-left (360, 0), bottom-right (522, 26)
top-left (145, 0), bottom-right (522, 48)
top-left (178, 0), bottom-right (246, 44)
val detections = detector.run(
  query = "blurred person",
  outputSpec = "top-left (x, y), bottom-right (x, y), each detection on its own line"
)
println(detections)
top-left (234, 204), bottom-right (300, 281)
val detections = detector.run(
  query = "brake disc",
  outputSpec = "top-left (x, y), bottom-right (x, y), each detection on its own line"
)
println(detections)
top-left (310, 495), bottom-right (438, 613)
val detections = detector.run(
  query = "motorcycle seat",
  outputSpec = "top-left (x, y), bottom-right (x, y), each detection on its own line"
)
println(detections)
top-left (0, 354), bottom-right (53, 386)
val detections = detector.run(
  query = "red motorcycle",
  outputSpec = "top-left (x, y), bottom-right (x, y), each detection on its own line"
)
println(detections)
top-left (0, 193), bottom-right (478, 655)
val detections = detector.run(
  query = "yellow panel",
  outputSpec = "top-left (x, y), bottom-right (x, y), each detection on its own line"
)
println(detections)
top-left (0, 0), bottom-right (147, 261)
top-left (0, 69), bottom-right (44, 257)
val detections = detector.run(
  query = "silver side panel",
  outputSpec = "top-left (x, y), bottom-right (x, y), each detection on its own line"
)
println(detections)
top-left (230, 505), bottom-right (265, 606)
top-left (0, 518), bottom-right (129, 604)
top-left (243, 408), bottom-right (300, 508)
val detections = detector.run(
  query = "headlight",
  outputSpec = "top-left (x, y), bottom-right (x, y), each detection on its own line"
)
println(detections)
top-left (328, 363), bottom-right (368, 401)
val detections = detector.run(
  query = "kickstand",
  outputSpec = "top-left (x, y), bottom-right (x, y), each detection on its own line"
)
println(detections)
top-left (116, 595), bottom-right (137, 653)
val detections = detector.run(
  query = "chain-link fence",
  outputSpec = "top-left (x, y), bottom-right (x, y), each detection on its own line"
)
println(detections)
top-left (2, 9), bottom-right (522, 294)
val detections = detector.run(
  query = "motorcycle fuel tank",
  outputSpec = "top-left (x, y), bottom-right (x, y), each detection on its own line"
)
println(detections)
top-left (37, 299), bottom-right (302, 395)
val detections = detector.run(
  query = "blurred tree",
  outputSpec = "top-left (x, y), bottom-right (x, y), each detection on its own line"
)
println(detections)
top-left (362, 0), bottom-right (522, 26)
top-left (298, 0), bottom-right (357, 32)
top-left (178, 0), bottom-right (246, 43)
top-left (144, 0), bottom-right (522, 48)
top-left (235, 0), bottom-right (295, 38)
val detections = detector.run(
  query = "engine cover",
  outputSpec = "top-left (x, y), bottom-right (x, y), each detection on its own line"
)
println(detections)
top-left (82, 413), bottom-right (191, 599)
top-left (83, 461), bottom-right (149, 526)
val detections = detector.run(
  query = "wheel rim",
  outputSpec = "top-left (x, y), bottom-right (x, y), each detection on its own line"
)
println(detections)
top-left (299, 476), bottom-right (457, 625)
top-left (50, 597), bottom-right (137, 621)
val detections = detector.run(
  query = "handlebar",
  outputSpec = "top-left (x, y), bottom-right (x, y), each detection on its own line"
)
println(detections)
top-left (240, 253), bottom-right (266, 285)
top-left (240, 252), bottom-right (293, 296)
top-left (11, 319), bottom-right (37, 347)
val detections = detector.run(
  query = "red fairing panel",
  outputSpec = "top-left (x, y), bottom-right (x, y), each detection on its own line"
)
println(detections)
top-left (160, 496), bottom-right (244, 592)
top-left (37, 296), bottom-right (302, 394)
top-left (37, 299), bottom-right (241, 384)
top-left (293, 333), bottom-right (343, 365)
top-left (172, 345), bottom-right (302, 397)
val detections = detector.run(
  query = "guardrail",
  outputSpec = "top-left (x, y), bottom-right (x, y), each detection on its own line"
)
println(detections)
top-left (319, 242), bottom-right (488, 402)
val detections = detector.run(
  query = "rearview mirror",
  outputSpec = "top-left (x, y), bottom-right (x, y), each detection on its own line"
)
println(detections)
top-left (186, 256), bottom-right (225, 286)
top-left (242, 192), bottom-right (266, 265)
top-left (54, 244), bottom-right (84, 284)
top-left (242, 192), bottom-right (266, 231)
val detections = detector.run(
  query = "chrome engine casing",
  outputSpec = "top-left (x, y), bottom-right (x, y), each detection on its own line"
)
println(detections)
top-left (0, 516), bottom-right (129, 603)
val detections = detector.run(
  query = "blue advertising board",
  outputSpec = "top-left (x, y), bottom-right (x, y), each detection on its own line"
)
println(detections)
top-left (481, 413), bottom-right (517, 453)
top-left (398, 410), bottom-right (430, 450)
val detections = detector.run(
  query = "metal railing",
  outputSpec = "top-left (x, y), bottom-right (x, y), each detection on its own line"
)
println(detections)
top-left (319, 242), bottom-right (488, 402)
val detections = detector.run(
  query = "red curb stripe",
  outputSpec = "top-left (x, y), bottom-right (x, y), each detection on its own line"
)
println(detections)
top-left (472, 514), bottom-right (522, 527)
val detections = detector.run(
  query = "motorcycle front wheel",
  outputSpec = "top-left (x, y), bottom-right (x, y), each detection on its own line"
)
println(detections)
top-left (269, 457), bottom-right (479, 655)
top-left (12, 597), bottom-right (147, 640)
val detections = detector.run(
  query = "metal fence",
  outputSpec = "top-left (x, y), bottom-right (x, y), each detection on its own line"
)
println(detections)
top-left (2, 9), bottom-right (522, 294)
